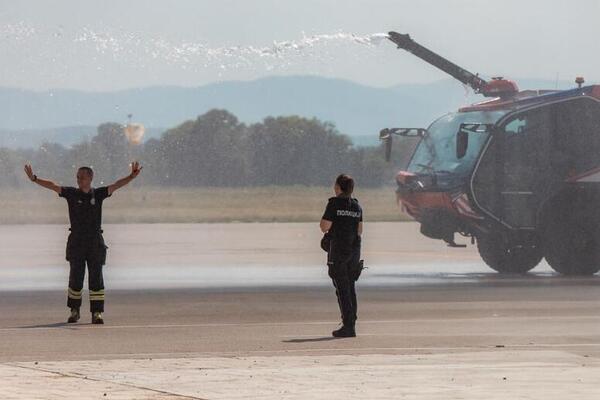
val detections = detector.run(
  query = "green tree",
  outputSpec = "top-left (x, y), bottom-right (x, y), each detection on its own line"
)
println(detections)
top-left (34, 142), bottom-right (71, 184)
top-left (158, 110), bottom-right (248, 186)
top-left (87, 123), bottom-right (130, 184)
top-left (248, 116), bottom-right (353, 186)
top-left (0, 110), bottom-right (391, 189)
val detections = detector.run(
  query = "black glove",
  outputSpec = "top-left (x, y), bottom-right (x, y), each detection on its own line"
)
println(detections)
top-left (320, 233), bottom-right (331, 252)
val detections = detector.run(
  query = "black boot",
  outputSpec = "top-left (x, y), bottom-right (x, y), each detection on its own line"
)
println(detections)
top-left (91, 312), bottom-right (104, 325)
top-left (67, 308), bottom-right (80, 323)
top-left (332, 325), bottom-right (356, 338)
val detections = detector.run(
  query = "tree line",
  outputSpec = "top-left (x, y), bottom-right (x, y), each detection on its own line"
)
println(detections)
top-left (0, 109), bottom-right (405, 188)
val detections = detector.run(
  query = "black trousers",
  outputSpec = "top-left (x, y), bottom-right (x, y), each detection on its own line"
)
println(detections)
top-left (328, 246), bottom-right (361, 327)
top-left (66, 234), bottom-right (107, 313)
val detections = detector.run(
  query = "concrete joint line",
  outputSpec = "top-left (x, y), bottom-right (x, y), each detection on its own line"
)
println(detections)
top-left (4, 362), bottom-right (209, 400)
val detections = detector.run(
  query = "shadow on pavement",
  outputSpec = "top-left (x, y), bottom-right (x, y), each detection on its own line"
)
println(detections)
top-left (370, 271), bottom-right (600, 288)
top-left (15, 322), bottom-right (78, 329)
top-left (283, 337), bottom-right (337, 343)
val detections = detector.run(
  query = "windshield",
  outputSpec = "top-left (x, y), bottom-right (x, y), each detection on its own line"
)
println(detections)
top-left (407, 110), bottom-right (507, 176)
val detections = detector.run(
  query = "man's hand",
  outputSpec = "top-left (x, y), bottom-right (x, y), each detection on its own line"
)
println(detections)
top-left (24, 164), bottom-right (36, 182)
top-left (129, 161), bottom-right (143, 179)
top-left (108, 161), bottom-right (143, 195)
top-left (24, 164), bottom-right (61, 193)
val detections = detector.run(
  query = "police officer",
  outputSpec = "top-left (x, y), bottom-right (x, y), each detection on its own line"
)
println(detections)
top-left (24, 162), bottom-right (142, 324)
top-left (320, 174), bottom-right (363, 338)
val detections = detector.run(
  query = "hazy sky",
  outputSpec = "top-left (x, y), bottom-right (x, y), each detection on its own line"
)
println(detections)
top-left (1, 0), bottom-right (599, 91)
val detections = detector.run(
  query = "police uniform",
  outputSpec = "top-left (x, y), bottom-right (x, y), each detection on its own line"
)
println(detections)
top-left (60, 186), bottom-right (110, 313)
top-left (322, 195), bottom-right (363, 330)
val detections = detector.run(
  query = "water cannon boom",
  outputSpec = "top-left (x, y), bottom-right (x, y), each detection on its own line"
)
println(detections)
top-left (387, 32), bottom-right (518, 98)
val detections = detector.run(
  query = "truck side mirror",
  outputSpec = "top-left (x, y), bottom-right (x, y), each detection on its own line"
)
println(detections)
top-left (379, 128), bottom-right (393, 162)
top-left (379, 127), bottom-right (426, 162)
top-left (456, 129), bottom-right (469, 159)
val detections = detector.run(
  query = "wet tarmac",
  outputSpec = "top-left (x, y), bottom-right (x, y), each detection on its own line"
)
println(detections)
top-left (1, 222), bottom-right (596, 291)
top-left (0, 223), bottom-right (598, 360)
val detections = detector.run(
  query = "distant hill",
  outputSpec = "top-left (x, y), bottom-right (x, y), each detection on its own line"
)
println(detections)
top-left (0, 126), bottom-right (164, 149)
top-left (0, 126), bottom-right (95, 149)
top-left (0, 76), bottom-right (576, 149)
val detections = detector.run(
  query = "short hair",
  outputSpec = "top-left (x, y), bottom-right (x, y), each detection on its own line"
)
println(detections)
top-left (77, 166), bottom-right (94, 178)
top-left (335, 174), bottom-right (354, 196)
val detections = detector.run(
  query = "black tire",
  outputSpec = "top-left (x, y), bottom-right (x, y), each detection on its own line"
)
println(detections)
top-left (477, 235), bottom-right (543, 274)
top-left (542, 214), bottom-right (600, 276)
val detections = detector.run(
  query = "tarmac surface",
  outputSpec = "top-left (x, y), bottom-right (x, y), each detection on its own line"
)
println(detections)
top-left (1, 222), bottom-right (599, 399)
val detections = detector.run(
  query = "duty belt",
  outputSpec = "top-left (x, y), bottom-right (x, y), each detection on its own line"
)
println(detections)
top-left (69, 228), bottom-right (104, 234)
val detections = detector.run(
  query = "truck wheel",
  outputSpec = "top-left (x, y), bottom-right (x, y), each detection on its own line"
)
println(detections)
top-left (542, 215), bottom-right (600, 276)
top-left (477, 235), bottom-right (542, 274)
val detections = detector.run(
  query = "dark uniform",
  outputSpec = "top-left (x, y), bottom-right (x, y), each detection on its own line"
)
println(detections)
top-left (322, 195), bottom-right (363, 329)
top-left (60, 186), bottom-right (110, 313)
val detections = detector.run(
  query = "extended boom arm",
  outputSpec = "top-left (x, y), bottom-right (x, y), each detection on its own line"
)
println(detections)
top-left (387, 32), bottom-right (518, 98)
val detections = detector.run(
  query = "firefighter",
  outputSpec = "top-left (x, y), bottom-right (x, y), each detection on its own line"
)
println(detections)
top-left (320, 174), bottom-right (364, 338)
top-left (24, 162), bottom-right (142, 324)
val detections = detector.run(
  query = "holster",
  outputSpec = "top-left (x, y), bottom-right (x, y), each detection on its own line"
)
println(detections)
top-left (96, 235), bottom-right (108, 266)
top-left (349, 259), bottom-right (365, 282)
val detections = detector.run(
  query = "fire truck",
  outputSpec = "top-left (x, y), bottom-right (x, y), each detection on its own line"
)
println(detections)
top-left (380, 32), bottom-right (600, 275)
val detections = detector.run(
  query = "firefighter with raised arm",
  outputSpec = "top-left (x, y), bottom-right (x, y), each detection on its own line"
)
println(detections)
top-left (24, 162), bottom-right (142, 324)
top-left (320, 174), bottom-right (364, 338)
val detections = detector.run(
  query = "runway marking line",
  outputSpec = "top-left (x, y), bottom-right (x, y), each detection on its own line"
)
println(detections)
top-left (8, 343), bottom-right (600, 362)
